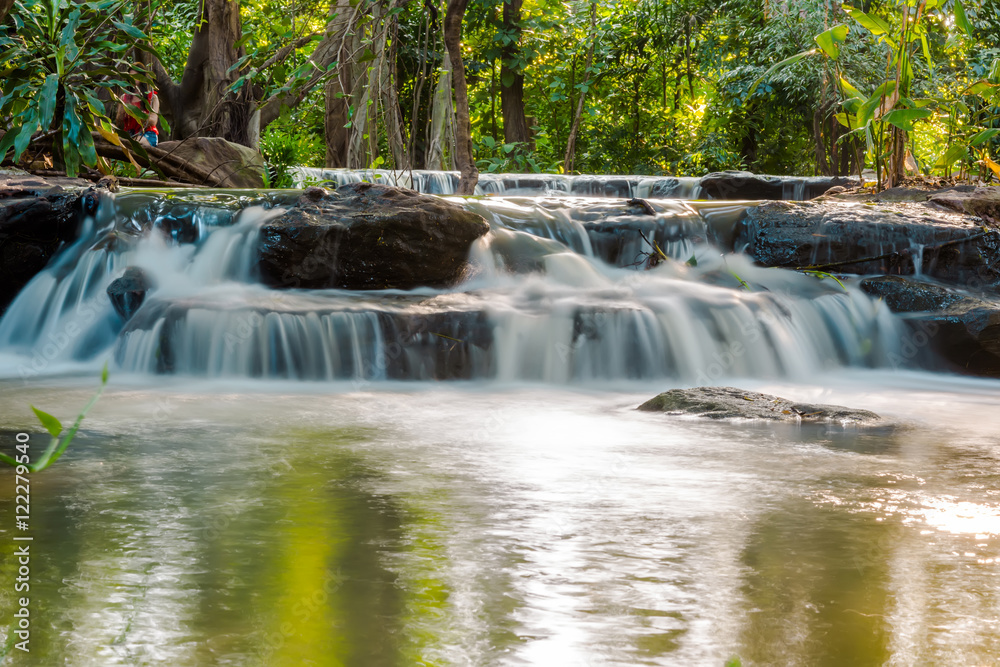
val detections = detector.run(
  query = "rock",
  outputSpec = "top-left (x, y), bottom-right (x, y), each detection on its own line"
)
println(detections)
top-left (155, 137), bottom-right (266, 188)
top-left (258, 182), bottom-right (491, 290)
top-left (637, 386), bottom-right (882, 424)
top-left (700, 171), bottom-right (858, 200)
top-left (107, 267), bottom-right (156, 321)
top-left (858, 275), bottom-right (1000, 376)
top-left (928, 186), bottom-right (1000, 226)
top-left (859, 275), bottom-right (965, 312)
top-left (734, 200), bottom-right (1000, 284)
top-left (0, 173), bottom-right (86, 314)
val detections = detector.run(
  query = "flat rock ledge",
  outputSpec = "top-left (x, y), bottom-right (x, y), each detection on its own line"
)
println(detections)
top-left (637, 386), bottom-right (882, 425)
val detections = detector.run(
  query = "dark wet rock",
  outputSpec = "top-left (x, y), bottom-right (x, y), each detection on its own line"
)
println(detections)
top-left (858, 275), bottom-right (1000, 376)
top-left (637, 386), bottom-right (882, 424)
top-left (258, 182), bottom-right (490, 290)
top-left (735, 200), bottom-right (1000, 284)
top-left (107, 267), bottom-right (156, 321)
top-left (155, 137), bottom-right (266, 188)
top-left (700, 171), bottom-right (859, 201)
top-left (904, 296), bottom-right (1000, 377)
top-left (859, 276), bottom-right (965, 312)
top-left (0, 172), bottom-right (87, 313)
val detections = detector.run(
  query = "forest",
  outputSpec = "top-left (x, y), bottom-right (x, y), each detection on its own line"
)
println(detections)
top-left (0, 0), bottom-right (998, 189)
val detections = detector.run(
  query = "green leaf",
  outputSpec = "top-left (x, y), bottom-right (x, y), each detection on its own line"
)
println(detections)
top-left (746, 48), bottom-right (818, 98)
top-left (78, 121), bottom-right (97, 166)
top-left (101, 362), bottom-right (109, 385)
top-left (32, 406), bottom-right (63, 438)
top-left (954, 0), bottom-right (973, 37)
top-left (112, 20), bottom-right (148, 41)
top-left (970, 129), bottom-right (1000, 147)
top-left (37, 73), bottom-right (59, 130)
top-left (920, 34), bottom-right (932, 71)
top-left (883, 108), bottom-right (932, 131)
top-left (843, 5), bottom-right (891, 35)
top-left (815, 24), bottom-right (849, 60)
top-left (0, 128), bottom-right (16, 161)
top-left (936, 144), bottom-right (969, 168)
top-left (965, 81), bottom-right (996, 96)
top-left (59, 8), bottom-right (81, 65)
top-left (858, 80), bottom-right (897, 125)
top-left (357, 47), bottom-right (376, 64)
top-left (686, 254), bottom-right (698, 267)
top-left (13, 111), bottom-right (37, 161)
top-left (839, 77), bottom-right (862, 99)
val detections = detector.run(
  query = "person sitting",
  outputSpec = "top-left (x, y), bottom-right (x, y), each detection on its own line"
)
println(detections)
top-left (120, 89), bottom-right (160, 147)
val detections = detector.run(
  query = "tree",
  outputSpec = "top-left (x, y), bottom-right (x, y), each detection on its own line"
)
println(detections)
top-left (445, 0), bottom-right (478, 193)
top-left (499, 0), bottom-right (532, 146)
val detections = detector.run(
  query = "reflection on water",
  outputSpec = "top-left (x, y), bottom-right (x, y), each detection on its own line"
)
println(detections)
top-left (2, 376), bottom-right (1000, 665)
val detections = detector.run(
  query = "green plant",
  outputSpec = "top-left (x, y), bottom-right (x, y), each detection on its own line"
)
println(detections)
top-left (747, 0), bottom-right (992, 186)
top-left (259, 117), bottom-right (324, 188)
top-left (0, 0), bottom-right (157, 176)
top-left (0, 364), bottom-right (108, 473)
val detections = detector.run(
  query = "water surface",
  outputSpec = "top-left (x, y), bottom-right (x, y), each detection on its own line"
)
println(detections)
top-left (2, 372), bottom-right (1000, 665)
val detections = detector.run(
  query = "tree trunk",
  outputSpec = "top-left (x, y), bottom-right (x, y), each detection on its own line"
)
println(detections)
top-left (885, 126), bottom-right (907, 188)
top-left (563, 0), bottom-right (597, 174)
top-left (0, 0), bottom-right (14, 24)
top-left (445, 0), bottom-right (478, 194)
top-left (324, 0), bottom-right (365, 167)
top-left (426, 43), bottom-right (454, 170)
top-left (500, 0), bottom-right (532, 147)
top-left (152, 0), bottom-right (252, 145)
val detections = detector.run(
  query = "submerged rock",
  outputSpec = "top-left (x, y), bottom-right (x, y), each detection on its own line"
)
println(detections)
top-left (258, 182), bottom-right (490, 290)
top-left (637, 386), bottom-right (882, 424)
top-left (0, 172), bottom-right (88, 314)
top-left (107, 266), bottom-right (156, 321)
top-left (859, 275), bottom-right (1000, 376)
top-left (735, 200), bottom-right (1000, 285)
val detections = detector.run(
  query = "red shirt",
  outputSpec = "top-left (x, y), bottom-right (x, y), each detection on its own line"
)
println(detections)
top-left (123, 92), bottom-right (158, 135)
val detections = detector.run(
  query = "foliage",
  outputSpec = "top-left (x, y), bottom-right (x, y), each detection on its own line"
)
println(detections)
top-left (0, 0), bottom-right (156, 176)
top-left (0, 364), bottom-right (108, 473)
top-left (2, 0), bottom-right (999, 180)
top-left (260, 114), bottom-right (324, 187)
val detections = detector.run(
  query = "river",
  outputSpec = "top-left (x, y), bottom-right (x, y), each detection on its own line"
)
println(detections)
top-left (1, 182), bottom-right (998, 665)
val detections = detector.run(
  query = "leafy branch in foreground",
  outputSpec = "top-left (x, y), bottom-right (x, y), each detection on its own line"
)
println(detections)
top-left (0, 363), bottom-right (108, 473)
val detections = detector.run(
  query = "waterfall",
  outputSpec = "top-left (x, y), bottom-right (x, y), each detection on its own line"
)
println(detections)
top-left (291, 168), bottom-right (855, 201)
top-left (0, 188), bottom-right (904, 383)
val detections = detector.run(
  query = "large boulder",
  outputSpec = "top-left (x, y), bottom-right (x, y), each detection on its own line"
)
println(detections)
top-left (637, 386), bottom-right (882, 424)
top-left (0, 171), bottom-right (89, 313)
top-left (699, 171), bottom-right (858, 200)
top-left (734, 200), bottom-right (1000, 285)
top-left (155, 137), bottom-right (266, 188)
top-left (258, 182), bottom-right (491, 290)
top-left (859, 275), bottom-right (1000, 376)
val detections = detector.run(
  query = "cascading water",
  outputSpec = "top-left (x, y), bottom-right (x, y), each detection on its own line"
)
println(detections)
top-left (0, 189), bottom-right (905, 383)
top-left (291, 167), bottom-right (860, 201)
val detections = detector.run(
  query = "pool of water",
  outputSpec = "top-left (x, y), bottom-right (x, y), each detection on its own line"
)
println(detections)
top-left (3, 370), bottom-right (1000, 665)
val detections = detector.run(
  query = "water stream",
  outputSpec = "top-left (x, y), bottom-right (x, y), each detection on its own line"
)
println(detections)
top-left (1, 184), bottom-right (998, 665)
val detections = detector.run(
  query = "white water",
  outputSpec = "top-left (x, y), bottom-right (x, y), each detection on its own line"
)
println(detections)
top-left (0, 191), bottom-right (905, 383)
top-left (3, 186), bottom-right (1000, 667)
